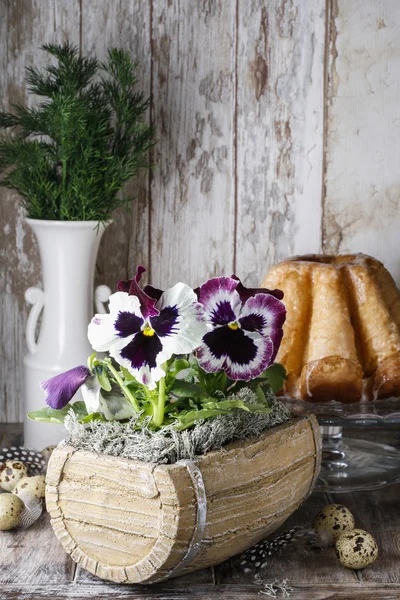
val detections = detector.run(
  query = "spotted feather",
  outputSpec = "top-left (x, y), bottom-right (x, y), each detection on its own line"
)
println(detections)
top-left (0, 447), bottom-right (47, 475)
top-left (238, 526), bottom-right (316, 574)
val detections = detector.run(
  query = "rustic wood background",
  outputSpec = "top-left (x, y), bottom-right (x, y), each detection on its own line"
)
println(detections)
top-left (1, 0), bottom-right (399, 422)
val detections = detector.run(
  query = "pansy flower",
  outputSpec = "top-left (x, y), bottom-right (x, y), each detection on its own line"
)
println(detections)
top-left (196, 276), bottom-right (286, 381)
top-left (41, 365), bottom-right (135, 419)
top-left (88, 266), bottom-right (208, 388)
top-left (41, 365), bottom-right (91, 409)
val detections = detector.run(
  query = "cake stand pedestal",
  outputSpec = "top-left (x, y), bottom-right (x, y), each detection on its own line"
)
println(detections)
top-left (284, 397), bottom-right (400, 492)
top-left (316, 425), bottom-right (400, 492)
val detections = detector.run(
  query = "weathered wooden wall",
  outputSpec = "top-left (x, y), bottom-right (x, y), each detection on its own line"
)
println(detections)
top-left (1, 0), bottom-right (399, 422)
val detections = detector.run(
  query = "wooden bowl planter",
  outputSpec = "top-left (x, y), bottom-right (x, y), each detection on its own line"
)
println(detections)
top-left (46, 415), bottom-right (321, 584)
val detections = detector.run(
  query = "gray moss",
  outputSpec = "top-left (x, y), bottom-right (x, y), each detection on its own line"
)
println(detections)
top-left (64, 390), bottom-right (291, 464)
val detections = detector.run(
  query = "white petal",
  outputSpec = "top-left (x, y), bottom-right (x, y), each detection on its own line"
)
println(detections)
top-left (108, 291), bottom-right (142, 319)
top-left (88, 292), bottom-right (143, 352)
top-left (81, 378), bottom-right (135, 420)
top-left (87, 313), bottom-right (116, 352)
top-left (154, 283), bottom-right (208, 356)
top-left (81, 377), bottom-right (102, 413)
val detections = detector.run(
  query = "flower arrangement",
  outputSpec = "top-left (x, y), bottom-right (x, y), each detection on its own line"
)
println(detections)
top-left (29, 267), bottom-right (287, 449)
top-left (0, 43), bottom-right (155, 221)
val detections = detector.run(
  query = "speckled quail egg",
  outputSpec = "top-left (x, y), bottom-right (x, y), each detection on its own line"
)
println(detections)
top-left (41, 446), bottom-right (56, 462)
top-left (0, 493), bottom-right (24, 530)
top-left (0, 460), bottom-right (28, 492)
top-left (313, 504), bottom-right (355, 545)
top-left (335, 528), bottom-right (378, 569)
top-left (12, 474), bottom-right (46, 504)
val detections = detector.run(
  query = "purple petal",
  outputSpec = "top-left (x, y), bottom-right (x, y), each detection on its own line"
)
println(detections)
top-left (270, 327), bottom-right (284, 363)
top-left (226, 336), bottom-right (274, 380)
top-left (143, 284), bottom-right (164, 302)
top-left (198, 277), bottom-right (242, 328)
top-left (198, 277), bottom-right (239, 311)
top-left (202, 327), bottom-right (258, 365)
top-left (231, 275), bottom-right (284, 302)
top-left (238, 313), bottom-right (266, 333)
top-left (40, 365), bottom-right (90, 409)
top-left (117, 266), bottom-right (159, 319)
top-left (117, 265), bottom-right (146, 293)
top-left (196, 327), bottom-right (274, 380)
top-left (239, 293), bottom-right (286, 362)
top-left (120, 332), bottom-right (163, 369)
top-left (114, 311), bottom-right (143, 338)
top-left (210, 299), bottom-right (237, 327)
top-left (151, 305), bottom-right (179, 337)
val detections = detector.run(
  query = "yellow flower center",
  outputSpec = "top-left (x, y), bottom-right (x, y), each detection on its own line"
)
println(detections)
top-left (143, 326), bottom-right (155, 337)
top-left (228, 321), bottom-right (239, 330)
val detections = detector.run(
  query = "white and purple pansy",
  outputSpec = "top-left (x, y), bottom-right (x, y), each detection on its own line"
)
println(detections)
top-left (88, 266), bottom-right (208, 389)
top-left (195, 276), bottom-right (286, 381)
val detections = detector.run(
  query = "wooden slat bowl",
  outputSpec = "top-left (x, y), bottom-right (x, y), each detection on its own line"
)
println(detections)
top-left (46, 415), bottom-right (321, 584)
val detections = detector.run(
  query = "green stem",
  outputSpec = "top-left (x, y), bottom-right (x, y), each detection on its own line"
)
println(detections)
top-left (153, 375), bottom-right (166, 428)
top-left (219, 372), bottom-right (230, 392)
top-left (104, 360), bottom-right (140, 412)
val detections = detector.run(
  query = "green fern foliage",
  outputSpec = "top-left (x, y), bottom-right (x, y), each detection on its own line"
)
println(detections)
top-left (0, 43), bottom-right (155, 221)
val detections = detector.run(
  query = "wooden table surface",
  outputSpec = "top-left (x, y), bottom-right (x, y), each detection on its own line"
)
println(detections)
top-left (1, 424), bottom-right (399, 600)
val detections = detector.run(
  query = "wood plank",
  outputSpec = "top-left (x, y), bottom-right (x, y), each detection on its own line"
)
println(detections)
top-left (0, 513), bottom-right (74, 586)
top-left (235, 0), bottom-right (325, 286)
top-left (323, 0), bottom-right (400, 283)
top-left (80, 0), bottom-right (152, 292)
top-left (75, 565), bottom-right (214, 586)
top-left (149, 0), bottom-right (236, 289)
top-left (332, 484), bottom-right (400, 584)
top-left (0, 424), bottom-right (23, 448)
top-left (1, 583), bottom-right (400, 600)
top-left (0, 1), bottom-right (81, 423)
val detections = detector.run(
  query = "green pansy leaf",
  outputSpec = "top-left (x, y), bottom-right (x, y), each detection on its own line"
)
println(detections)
top-left (170, 380), bottom-right (210, 399)
top-left (81, 412), bottom-right (106, 423)
top-left (253, 384), bottom-right (267, 405)
top-left (27, 406), bottom-right (70, 424)
top-left (171, 358), bottom-right (190, 372)
top-left (120, 366), bottom-right (137, 383)
top-left (95, 365), bottom-right (112, 391)
top-left (263, 363), bottom-right (287, 393)
top-left (69, 401), bottom-right (89, 420)
top-left (28, 401), bottom-right (89, 424)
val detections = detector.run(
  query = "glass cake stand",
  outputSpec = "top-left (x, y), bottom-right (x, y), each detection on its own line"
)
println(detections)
top-left (283, 396), bottom-right (400, 492)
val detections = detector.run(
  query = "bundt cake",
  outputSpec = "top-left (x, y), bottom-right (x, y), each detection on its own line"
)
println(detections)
top-left (262, 254), bottom-right (400, 403)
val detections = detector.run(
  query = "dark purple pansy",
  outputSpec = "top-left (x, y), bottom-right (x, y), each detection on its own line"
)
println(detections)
top-left (41, 365), bottom-right (91, 409)
top-left (196, 276), bottom-right (286, 381)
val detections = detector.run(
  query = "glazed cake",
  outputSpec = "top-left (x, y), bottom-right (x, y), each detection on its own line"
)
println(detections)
top-left (262, 254), bottom-right (400, 403)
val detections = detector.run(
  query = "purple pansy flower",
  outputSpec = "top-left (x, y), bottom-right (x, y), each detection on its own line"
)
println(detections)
top-left (195, 277), bottom-right (286, 381)
top-left (88, 267), bottom-right (208, 389)
top-left (41, 365), bottom-right (91, 409)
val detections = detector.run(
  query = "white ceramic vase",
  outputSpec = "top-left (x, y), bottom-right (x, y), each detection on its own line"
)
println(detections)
top-left (23, 219), bottom-right (111, 449)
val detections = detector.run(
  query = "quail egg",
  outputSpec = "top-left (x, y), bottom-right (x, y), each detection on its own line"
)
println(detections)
top-left (41, 446), bottom-right (56, 462)
top-left (313, 504), bottom-right (355, 545)
top-left (335, 528), bottom-right (378, 569)
top-left (0, 493), bottom-right (24, 530)
top-left (0, 460), bottom-right (28, 492)
top-left (12, 474), bottom-right (46, 503)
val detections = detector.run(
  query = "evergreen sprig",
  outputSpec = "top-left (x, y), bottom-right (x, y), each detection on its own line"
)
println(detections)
top-left (0, 43), bottom-right (155, 221)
